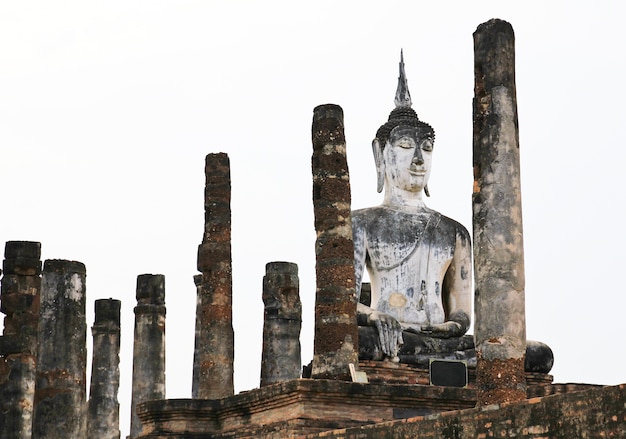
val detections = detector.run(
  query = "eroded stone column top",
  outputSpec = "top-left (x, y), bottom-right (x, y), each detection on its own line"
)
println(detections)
top-left (136, 274), bottom-right (165, 305)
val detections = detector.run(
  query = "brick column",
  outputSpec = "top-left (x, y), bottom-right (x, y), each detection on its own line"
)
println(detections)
top-left (195, 153), bottom-right (234, 399)
top-left (130, 275), bottom-right (166, 438)
top-left (473, 18), bottom-right (527, 405)
top-left (0, 241), bottom-right (41, 439)
top-left (310, 104), bottom-right (359, 380)
top-left (33, 259), bottom-right (87, 438)
top-left (88, 299), bottom-right (121, 439)
top-left (191, 274), bottom-right (202, 398)
top-left (260, 262), bottom-right (302, 387)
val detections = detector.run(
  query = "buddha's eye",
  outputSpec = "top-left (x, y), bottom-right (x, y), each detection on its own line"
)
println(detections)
top-left (421, 139), bottom-right (433, 152)
top-left (395, 136), bottom-right (415, 149)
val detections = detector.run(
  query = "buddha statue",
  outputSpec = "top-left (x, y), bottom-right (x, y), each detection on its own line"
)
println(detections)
top-left (353, 52), bottom-right (552, 373)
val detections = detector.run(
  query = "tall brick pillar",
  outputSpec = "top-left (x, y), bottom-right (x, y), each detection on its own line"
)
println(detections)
top-left (33, 259), bottom-right (87, 438)
top-left (260, 262), bottom-right (302, 387)
top-left (195, 152), bottom-right (234, 399)
top-left (0, 241), bottom-right (41, 439)
top-left (473, 18), bottom-right (527, 405)
top-left (130, 275), bottom-right (166, 438)
top-left (310, 104), bottom-right (359, 380)
top-left (191, 273), bottom-right (202, 398)
top-left (88, 299), bottom-right (121, 439)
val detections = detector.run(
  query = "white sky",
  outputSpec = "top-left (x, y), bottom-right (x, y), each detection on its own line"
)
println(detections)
top-left (1, 1), bottom-right (625, 436)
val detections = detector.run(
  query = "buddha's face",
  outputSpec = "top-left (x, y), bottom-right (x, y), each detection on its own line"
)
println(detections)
top-left (383, 126), bottom-right (433, 193)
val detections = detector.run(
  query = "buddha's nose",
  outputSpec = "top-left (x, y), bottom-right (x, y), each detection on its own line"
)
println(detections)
top-left (412, 147), bottom-right (424, 165)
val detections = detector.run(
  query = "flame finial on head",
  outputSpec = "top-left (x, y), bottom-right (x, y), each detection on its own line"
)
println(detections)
top-left (376, 50), bottom-right (434, 148)
top-left (394, 49), bottom-right (412, 108)
top-left (375, 50), bottom-right (434, 196)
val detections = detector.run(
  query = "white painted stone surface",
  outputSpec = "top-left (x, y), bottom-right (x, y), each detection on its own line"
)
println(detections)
top-left (353, 126), bottom-right (472, 360)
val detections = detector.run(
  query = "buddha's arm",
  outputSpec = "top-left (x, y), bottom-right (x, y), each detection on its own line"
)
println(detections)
top-left (422, 226), bottom-right (472, 338)
top-left (447, 226), bottom-right (472, 331)
top-left (352, 213), bottom-right (403, 359)
top-left (352, 215), bottom-right (367, 303)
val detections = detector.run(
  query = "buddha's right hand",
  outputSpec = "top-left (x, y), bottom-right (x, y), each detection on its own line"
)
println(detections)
top-left (367, 310), bottom-right (404, 361)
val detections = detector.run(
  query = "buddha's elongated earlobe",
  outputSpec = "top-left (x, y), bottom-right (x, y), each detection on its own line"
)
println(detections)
top-left (424, 185), bottom-right (430, 197)
top-left (372, 138), bottom-right (385, 193)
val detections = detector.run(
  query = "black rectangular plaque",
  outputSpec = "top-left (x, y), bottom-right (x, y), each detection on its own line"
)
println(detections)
top-left (429, 359), bottom-right (468, 388)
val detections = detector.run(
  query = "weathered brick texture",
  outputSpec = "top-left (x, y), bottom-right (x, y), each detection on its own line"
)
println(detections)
top-left (0, 241), bottom-right (42, 439)
top-left (310, 104), bottom-right (359, 380)
top-left (88, 298), bottom-right (121, 439)
top-left (194, 152), bottom-right (234, 399)
top-left (130, 274), bottom-right (166, 438)
top-left (261, 262), bottom-right (302, 387)
top-left (302, 384), bottom-right (626, 439)
top-left (33, 259), bottom-right (87, 439)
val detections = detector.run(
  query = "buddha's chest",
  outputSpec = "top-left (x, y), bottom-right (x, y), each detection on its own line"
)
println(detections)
top-left (364, 212), bottom-right (455, 272)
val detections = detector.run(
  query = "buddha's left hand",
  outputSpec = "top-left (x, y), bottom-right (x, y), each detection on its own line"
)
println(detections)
top-left (420, 321), bottom-right (463, 338)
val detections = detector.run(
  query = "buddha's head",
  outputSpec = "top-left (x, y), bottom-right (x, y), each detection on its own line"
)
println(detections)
top-left (372, 51), bottom-right (435, 196)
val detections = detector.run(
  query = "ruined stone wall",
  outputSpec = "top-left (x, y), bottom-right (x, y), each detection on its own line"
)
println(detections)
top-left (303, 384), bottom-right (625, 439)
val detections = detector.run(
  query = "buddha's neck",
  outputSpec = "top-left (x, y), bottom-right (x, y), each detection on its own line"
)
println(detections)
top-left (382, 186), bottom-right (426, 209)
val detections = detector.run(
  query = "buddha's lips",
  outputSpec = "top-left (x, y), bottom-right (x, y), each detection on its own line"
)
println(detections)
top-left (409, 168), bottom-right (426, 176)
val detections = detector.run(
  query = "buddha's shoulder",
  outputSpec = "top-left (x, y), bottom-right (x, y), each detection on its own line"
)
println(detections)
top-left (436, 212), bottom-right (470, 233)
top-left (352, 206), bottom-right (391, 221)
top-left (352, 206), bottom-right (407, 227)
top-left (352, 206), bottom-right (470, 239)
top-left (437, 213), bottom-right (471, 244)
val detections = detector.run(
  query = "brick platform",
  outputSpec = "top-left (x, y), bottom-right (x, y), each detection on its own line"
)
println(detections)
top-left (302, 383), bottom-right (625, 438)
top-left (137, 378), bottom-right (476, 438)
top-left (136, 362), bottom-right (603, 438)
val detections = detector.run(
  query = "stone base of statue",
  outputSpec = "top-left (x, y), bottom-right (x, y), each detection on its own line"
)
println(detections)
top-left (357, 361), bottom-right (566, 399)
top-left (358, 327), bottom-right (554, 374)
